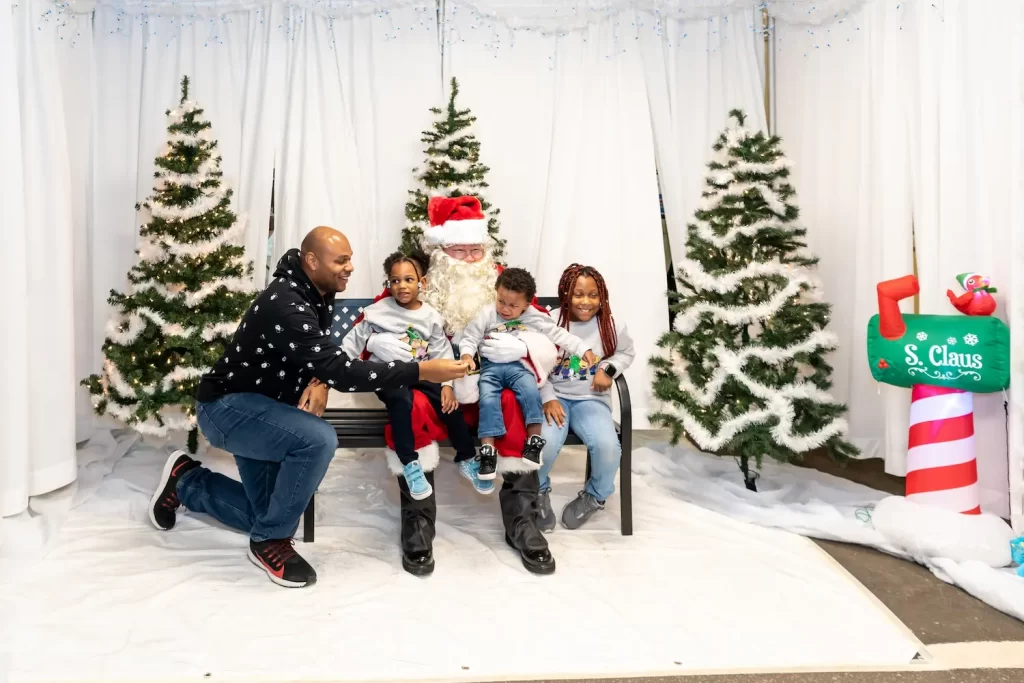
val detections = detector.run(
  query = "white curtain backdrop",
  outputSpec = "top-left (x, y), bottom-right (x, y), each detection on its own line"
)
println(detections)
top-left (0, 0), bottom-right (80, 517)
top-left (775, 0), bottom-right (1024, 520)
top-left (637, 5), bottom-right (767, 263)
top-left (445, 1), bottom-right (668, 427)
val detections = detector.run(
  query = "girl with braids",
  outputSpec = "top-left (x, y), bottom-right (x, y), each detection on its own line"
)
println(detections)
top-left (536, 264), bottom-right (635, 531)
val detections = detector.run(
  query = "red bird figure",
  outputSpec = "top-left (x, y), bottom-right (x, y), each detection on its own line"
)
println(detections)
top-left (946, 272), bottom-right (997, 317)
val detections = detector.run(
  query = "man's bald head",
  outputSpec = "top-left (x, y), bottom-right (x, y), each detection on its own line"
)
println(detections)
top-left (299, 226), bottom-right (354, 295)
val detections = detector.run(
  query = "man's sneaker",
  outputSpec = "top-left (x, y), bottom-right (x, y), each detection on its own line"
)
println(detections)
top-left (149, 450), bottom-right (200, 531)
top-left (522, 435), bottom-right (546, 466)
top-left (248, 538), bottom-right (317, 588)
top-left (457, 458), bottom-right (495, 494)
top-left (537, 488), bottom-right (556, 533)
top-left (561, 491), bottom-right (605, 530)
top-left (477, 445), bottom-right (498, 481)
top-left (402, 460), bottom-right (433, 501)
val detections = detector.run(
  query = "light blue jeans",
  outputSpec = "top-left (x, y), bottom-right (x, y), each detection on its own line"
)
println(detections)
top-left (477, 359), bottom-right (544, 439)
top-left (538, 398), bottom-right (620, 502)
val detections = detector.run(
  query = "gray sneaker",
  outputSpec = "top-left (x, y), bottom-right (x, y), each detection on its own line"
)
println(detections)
top-left (536, 489), bottom-right (556, 533)
top-left (561, 491), bottom-right (604, 530)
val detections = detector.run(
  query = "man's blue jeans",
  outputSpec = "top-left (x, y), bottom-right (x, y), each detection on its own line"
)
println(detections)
top-left (538, 398), bottom-right (620, 501)
top-left (183, 393), bottom-right (337, 542)
top-left (477, 360), bottom-right (544, 439)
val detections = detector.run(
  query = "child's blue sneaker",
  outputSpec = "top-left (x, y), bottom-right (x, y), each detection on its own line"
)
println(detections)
top-left (457, 458), bottom-right (495, 495)
top-left (402, 460), bottom-right (433, 501)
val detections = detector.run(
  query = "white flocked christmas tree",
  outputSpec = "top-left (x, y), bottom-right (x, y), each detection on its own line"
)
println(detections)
top-left (650, 110), bottom-right (857, 490)
top-left (84, 76), bottom-right (256, 453)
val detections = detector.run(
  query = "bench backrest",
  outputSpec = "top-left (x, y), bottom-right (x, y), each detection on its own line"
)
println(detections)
top-left (328, 297), bottom-right (562, 342)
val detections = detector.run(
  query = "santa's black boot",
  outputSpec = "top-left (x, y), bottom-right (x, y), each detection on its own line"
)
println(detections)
top-left (398, 472), bottom-right (436, 577)
top-left (500, 470), bottom-right (555, 575)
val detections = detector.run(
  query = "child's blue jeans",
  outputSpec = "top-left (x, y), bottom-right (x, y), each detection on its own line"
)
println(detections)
top-left (477, 360), bottom-right (544, 439)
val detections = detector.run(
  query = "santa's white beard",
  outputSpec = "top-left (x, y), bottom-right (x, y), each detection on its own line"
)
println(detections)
top-left (423, 249), bottom-right (497, 336)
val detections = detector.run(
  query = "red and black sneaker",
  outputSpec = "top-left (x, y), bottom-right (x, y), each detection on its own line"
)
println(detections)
top-left (149, 450), bottom-right (200, 531)
top-left (248, 538), bottom-right (317, 588)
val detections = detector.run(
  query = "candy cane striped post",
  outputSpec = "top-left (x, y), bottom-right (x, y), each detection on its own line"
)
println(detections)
top-left (906, 384), bottom-right (980, 514)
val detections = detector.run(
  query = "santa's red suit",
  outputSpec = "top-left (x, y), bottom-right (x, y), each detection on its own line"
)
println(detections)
top-left (353, 194), bottom-right (554, 578)
top-left (359, 271), bottom-right (549, 467)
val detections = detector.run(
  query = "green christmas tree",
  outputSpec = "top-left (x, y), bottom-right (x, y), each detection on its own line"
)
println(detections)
top-left (650, 109), bottom-right (857, 491)
top-left (83, 76), bottom-right (256, 454)
top-left (401, 77), bottom-right (506, 259)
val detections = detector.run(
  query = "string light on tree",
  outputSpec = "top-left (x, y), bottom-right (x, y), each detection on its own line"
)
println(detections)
top-left (83, 75), bottom-right (256, 454)
top-left (650, 109), bottom-right (857, 491)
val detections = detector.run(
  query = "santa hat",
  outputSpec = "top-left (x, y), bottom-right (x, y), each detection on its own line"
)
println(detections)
top-left (423, 195), bottom-right (489, 249)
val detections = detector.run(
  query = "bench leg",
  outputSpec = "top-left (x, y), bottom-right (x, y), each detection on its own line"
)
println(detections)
top-left (620, 433), bottom-right (632, 536)
top-left (303, 494), bottom-right (315, 543)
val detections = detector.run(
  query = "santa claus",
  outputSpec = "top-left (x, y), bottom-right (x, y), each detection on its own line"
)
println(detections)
top-left (358, 195), bottom-right (556, 577)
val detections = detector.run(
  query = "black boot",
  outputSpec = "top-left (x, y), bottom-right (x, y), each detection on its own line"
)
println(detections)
top-left (398, 472), bottom-right (436, 576)
top-left (500, 471), bottom-right (555, 575)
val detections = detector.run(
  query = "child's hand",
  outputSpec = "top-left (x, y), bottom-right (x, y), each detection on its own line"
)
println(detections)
top-left (583, 350), bottom-right (598, 366)
top-left (441, 386), bottom-right (459, 413)
top-left (592, 368), bottom-right (613, 392)
top-left (461, 354), bottom-right (477, 371)
top-left (543, 400), bottom-right (566, 428)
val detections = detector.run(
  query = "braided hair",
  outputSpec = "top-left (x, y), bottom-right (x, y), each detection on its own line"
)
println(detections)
top-left (556, 264), bottom-right (617, 357)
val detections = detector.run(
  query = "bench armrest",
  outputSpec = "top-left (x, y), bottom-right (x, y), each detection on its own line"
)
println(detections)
top-left (614, 373), bottom-right (631, 438)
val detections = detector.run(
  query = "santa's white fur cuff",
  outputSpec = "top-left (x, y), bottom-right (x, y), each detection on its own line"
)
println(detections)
top-left (384, 441), bottom-right (440, 475)
top-left (423, 218), bottom-right (488, 248)
top-left (496, 454), bottom-right (540, 475)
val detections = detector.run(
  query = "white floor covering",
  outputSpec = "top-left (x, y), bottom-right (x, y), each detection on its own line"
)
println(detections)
top-left (0, 431), bottom-right (924, 683)
top-left (633, 443), bottom-right (1024, 624)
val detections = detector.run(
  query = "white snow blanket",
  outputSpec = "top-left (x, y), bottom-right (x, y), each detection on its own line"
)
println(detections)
top-left (0, 431), bottom-right (922, 682)
top-left (634, 443), bottom-right (1024, 623)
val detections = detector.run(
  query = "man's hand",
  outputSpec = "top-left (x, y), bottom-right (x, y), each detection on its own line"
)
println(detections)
top-left (298, 379), bottom-right (330, 417)
top-left (366, 333), bottom-right (412, 363)
top-left (583, 350), bottom-right (598, 366)
top-left (441, 386), bottom-right (459, 414)
top-left (591, 368), bottom-right (613, 392)
top-left (461, 354), bottom-right (477, 372)
top-left (543, 399), bottom-right (566, 428)
top-left (419, 359), bottom-right (469, 383)
top-left (479, 334), bottom-right (528, 363)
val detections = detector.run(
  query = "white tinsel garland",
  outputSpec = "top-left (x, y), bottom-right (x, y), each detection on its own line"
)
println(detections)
top-left (201, 322), bottom-right (239, 341)
top-left (673, 272), bottom-right (812, 335)
top-left (166, 129), bottom-right (213, 147)
top-left (675, 256), bottom-right (804, 294)
top-left (699, 182), bottom-right (788, 217)
top-left (133, 275), bottom-right (253, 308)
top-left (164, 216), bottom-right (245, 258)
top-left (656, 384), bottom-right (849, 454)
top-left (103, 400), bottom-right (196, 437)
top-left (148, 186), bottom-right (228, 222)
top-left (690, 215), bottom-right (804, 249)
top-left (103, 358), bottom-right (138, 398)
top-left (158, 157), bottom-right (217, 187)
top-left (666, 329), bottom-right (839, 407)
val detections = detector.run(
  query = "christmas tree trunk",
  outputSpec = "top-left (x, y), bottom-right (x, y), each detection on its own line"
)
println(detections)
top-left (83, 76), bottom-right (256, 453)
top-left (650, 109), bottom-right (857, 491)
top-left (401, 77), bottom-right (505, 259)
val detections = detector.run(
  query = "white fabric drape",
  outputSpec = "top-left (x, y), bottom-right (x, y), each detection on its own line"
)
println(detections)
top-left (901, 0), bottom-right (1023, 521)
top-left (446, 2), bottom-right (668, 427)
top-left (775, 0), bottom-right (1024, 519)
top-left (272, 3), bottom-right (441, 296)
top-left (638, 5), bottom-right (767, 260)
top-left (0, 0), bottom-right (79, 517)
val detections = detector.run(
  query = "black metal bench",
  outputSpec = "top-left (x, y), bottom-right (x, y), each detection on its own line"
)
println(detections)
top-left (303, 297), bottom-right (633, 541)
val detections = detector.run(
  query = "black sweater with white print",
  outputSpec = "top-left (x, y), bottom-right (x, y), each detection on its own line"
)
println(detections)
top-left (196, 249), bottom-right (418, 405)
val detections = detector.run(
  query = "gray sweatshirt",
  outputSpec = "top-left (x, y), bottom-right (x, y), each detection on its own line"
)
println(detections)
top-left (342, 298), bottom-right (455, 385)
top-left (539, 309), bottom-right (635, 407)
top-left (458, 305), bottom-right (590, 360)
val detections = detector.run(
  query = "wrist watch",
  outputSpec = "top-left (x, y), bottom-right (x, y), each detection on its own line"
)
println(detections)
top-left (602, 363), bottom-right (618, 378)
